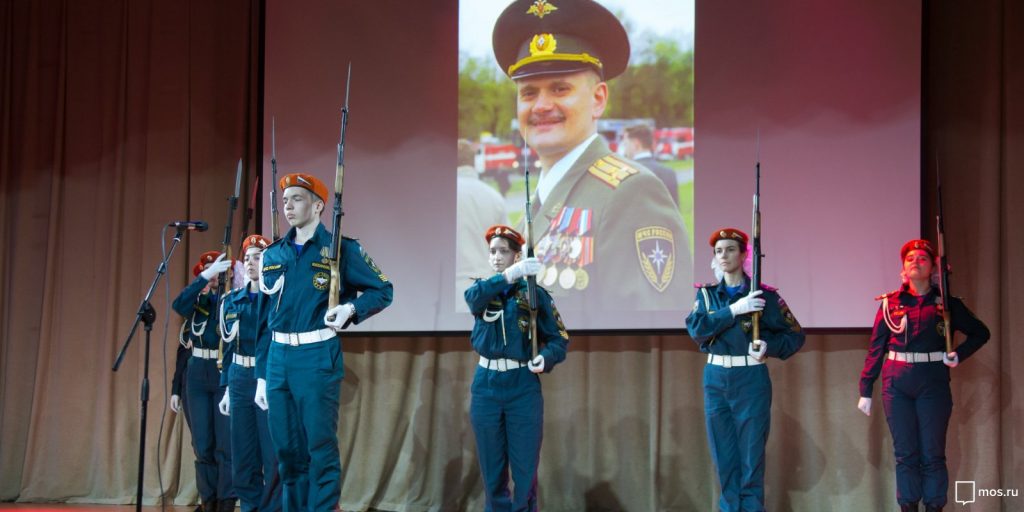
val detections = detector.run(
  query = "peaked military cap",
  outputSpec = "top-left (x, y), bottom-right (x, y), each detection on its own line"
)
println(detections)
top-left (709, 228), bottom-right (749, 248)
top-left (492, 0), bottom-right (630, 80)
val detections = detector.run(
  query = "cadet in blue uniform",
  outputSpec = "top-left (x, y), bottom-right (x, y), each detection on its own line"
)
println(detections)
top-left (172, 251), bottom-right (236, 512)
top-left (216, 234), bottom-right (281, 512)
top-left (685, 228), bottom-right (805, 512)
top-left (254, 173), bottom-right (393, 512)
top-left (858, 239), bottom-right (989, 512)
top-left (465, 225), bottom-right (569, 511)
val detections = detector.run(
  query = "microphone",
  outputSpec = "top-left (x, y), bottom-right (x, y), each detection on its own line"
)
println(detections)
top-left (168, 220), bottom-right (209, 232)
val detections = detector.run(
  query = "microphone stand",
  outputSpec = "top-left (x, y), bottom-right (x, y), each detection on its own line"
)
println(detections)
top-left (113, 226), bottom-right (186, 511)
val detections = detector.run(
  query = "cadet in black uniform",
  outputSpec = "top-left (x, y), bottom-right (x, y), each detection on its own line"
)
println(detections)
top-left (685, 228), bottom-right (805, 512)
top-left (858, 239), bottom-right (990, 512)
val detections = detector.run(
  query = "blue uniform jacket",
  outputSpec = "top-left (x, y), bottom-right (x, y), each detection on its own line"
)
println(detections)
top-left (859, 286), bottom-right (990, 397)
top-left (172, 275), bottom-right (222, 351)
top-left (255, 223), bottom-right (393, 379)
top-left (685, 277), bottom-right (805, 359)
top-left (218, 287), bottom-right (269, 386)
top-left (464, 274), bottom-right (569, 372)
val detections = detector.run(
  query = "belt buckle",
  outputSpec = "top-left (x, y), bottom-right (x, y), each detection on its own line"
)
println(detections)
top-left (723, 356), bottom-right (733, 368)
top-left (498, 359), bottom-right (508, 372)
top-left (289, 333), bottom-right (299, 347)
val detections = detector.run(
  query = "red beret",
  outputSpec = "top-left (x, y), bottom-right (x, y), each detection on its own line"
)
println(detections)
top-left (192, 251), bottom-right (222, 277)
top-left (709, 228), bottom-right (749, 248)
top-left (901, 239), bottom-right (935, 259)
top-left (279, 172), bottom-right (329, 202)
top-left (485, 225), bottom-right (526, 248)
top-left (241, 234), bottom-right (272, 254)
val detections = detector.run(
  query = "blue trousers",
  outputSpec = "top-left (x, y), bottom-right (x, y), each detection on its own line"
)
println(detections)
top-left (469, 366), bottom-right (543, 512)
top-left (229, 364), bottom-right (283, 512)
top-left (267, 339), bottom-right (342, 512)
top-left (703, 364), bottom-right (772, 512)
top-left (882, 360), bottom-right (953, 508)
top-left (186, 357), bottom-right (234, 504)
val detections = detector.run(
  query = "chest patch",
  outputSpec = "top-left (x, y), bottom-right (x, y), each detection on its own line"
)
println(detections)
top-left (313, 271), bottom-right (330, 291)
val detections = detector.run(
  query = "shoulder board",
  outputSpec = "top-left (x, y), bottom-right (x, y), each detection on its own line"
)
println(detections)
top-left (343, 235), bottom-right (358, 241)
top-left (759, 283), bottom-right (778, 293)
top-left (587, 155), bottom-right (640, 189)
top-left (874, 289), bottom-right (901, 301)
top-left (694, 282), bottom-right (717, 289)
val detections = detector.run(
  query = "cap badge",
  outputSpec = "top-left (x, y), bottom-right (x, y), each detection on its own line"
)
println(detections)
top-left (530, 33), bottom-right (557, 56)
top-left (526, 0), bottom-right (558, 19)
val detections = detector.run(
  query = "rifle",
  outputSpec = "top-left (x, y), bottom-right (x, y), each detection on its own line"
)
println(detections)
top-left (751, 131), bottom-right (763, 351)
top-left (936, 173), bottom-right (953, 353)
top-left (216, 158), bottom-right (242, 369)
top-left (328, 64), bottom-right (351, 317)
top-left (522, 138), bottom-right (539, 358)
top-left (270, 117), bottom-right (281, 240)
top-left (239, 171), bottom-right (259, 252)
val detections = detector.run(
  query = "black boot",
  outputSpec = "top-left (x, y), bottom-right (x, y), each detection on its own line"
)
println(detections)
top-left (900, 503), bottom-right (919, 512)
top-left (217, 498), bottom-right (237, 512)
top-left (924, 506), bottom-right (942, 512)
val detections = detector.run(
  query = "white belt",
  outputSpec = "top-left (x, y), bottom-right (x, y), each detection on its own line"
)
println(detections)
top-left (888, 351), bottom-right (944, 363)
top-left (479, 356), bottom-right (527, 372)
top-left (706, 354), bottom-right (764, 368)
top-left (192, 347), bottom-right (218, 359)
top-left (233, 353), bottom-right (255, 368)
top-left (272, 328), bottom-right (335, 346)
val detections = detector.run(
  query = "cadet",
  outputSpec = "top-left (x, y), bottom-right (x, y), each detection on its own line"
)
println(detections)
top-left (254, 173), bottom-right (393, 512)
top-left (172, 251), bottom-right (236, 512)
top-left (857, 239), bottom-right (989, 512)
top-left (217, 234), bottom-right (281, 512)
top-left (684, 228), bottom-right (805, 512)
top-left (491, 0), bottom-right (693, 312)
top-left (465, 225), bottom-right (569, 511)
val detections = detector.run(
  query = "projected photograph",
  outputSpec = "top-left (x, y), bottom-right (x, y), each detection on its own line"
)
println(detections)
top-left (456, 0), bottom-right (696, 312)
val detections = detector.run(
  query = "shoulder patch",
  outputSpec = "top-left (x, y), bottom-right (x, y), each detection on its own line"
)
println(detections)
top-left (587, 155), bottom-right (639, 189)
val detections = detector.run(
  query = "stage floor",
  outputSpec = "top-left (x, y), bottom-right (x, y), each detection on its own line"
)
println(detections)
top-left (0, 507), bottom-right (195, 511)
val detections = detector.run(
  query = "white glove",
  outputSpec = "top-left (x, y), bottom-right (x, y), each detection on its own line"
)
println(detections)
top-left (943, 351), bottom-right (959, 368)
top-left (200, 253), bottom-right (232, 281)
top-left (324, 303), bottom-right (355, 331)
top-left (729, 290), bottom-right (765, 316)
top-left (748, 340), bottom-right (767, 361)
top-left (254, 378), bottom-right (268, 411)
top-left (170, 394), bottom-right (182, 414)
top-left (503, 257), bottom-right (542, 283)
top-left (527, 354), bottom-right (545, 373)
top-left (857, 397), bottom-right (872, 416)
top-left (218, 389), bottom-right (230, 416)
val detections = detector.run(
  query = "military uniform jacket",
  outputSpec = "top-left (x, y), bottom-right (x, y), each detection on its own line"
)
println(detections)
top-left (465, 274), bottom-right (569, 372)
top-left (685, 277), bottom-right (805, 359)
top-left (255, 223), bottom-right (393, 379)
top-left (172, 275), bottom-right (222, 351)
top-left (859, 286), bottom-right (990, 397)
top-left (528, 137), bottom-right (692, 311)
top-left (218, 286), bottom-right (269, 386)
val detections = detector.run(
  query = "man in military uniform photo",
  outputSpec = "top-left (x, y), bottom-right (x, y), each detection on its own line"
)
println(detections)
top-left (492, 0), bottom-right (693, 311)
